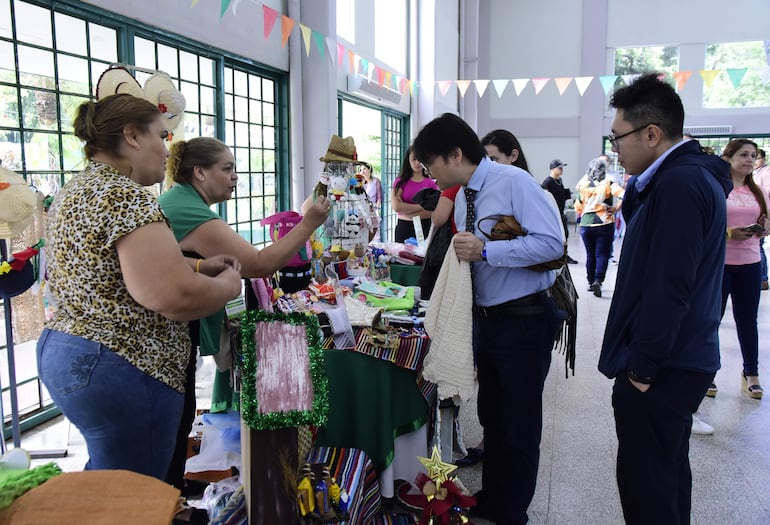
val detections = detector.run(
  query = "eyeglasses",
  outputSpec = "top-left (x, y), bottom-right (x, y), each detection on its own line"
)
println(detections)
top-left (608, 123), bottom-right (659, 148)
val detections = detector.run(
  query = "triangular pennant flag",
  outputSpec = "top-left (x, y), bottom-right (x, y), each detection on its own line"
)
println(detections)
top-left (220, 0), bottom-right (232, 18)
top-left (512, 78), bottom-right (529, 95)
top-left (492, 79), bottom-right (509, 97)
top-left (574, 76), bottom-right (593, 96)
top-left (262, 5), bottom-right (279, 40)
top-left (280, 15), bottom-right (295, 47)
top-left (352, 53), bottom-right (360, 76)
top-left (399, 77), bottom-right (407, 94)
top-left (672, 71), bottom-right (693, 91)
top-left (299, 24), bottom-right (312, 56)
top-left (392, 74), bottom-right (400, 92)
top-left (456, 80), bottom-right (472, 97)
top-left (474, 79), bottom-right (489, 97)
top-left (359, 58), bottom-right (368, 77)
top-left (376, 67), bottom-right (385, 86)
top-left (621, 74), bottom-right (638, 86)
top-left (384, 71), bottom-right (393, 89)
top-left (698, 69), bottom-right (720, 88)
top-left (312, 30), bottom-right (325, 59)
top-left (437, 81), bottom-right (453, 96)
top-left (336, 43), bottom-right (345, 69)
top-left (325, 36), bottom-right (336, 64)
top-left (726, 68), bottom-right (748, 88)
top-left (599, 75), bottom-right (617, 94)
top-left (531, 77), bottom-right (549, 95)
top-left (554, 77), bottom-right (572, 95)
top-left (756, 66), bottom-right (770, 83)
top-left (230, 0), bottom-right (244, 16)
top-left (191, 0), bottom-right (200, 7)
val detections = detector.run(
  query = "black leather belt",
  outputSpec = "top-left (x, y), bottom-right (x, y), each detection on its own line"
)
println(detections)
top-left (474, 291), bottom-right (547, 318)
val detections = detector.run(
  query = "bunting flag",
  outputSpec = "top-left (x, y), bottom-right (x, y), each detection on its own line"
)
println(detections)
top-left (280, 15), bottom-right (295, 47)
top-left (437, 80), bottom-right (453, 96)
top-left (359, 58), bottom-right (368, 78)
top-left (231, 0), bottom-right (244, 16)
top-left (598, 75), bottom-right (617, 94)
top-left (352, 53), bottom-right (360, 76)
top-left (531, 77), bottom-right (549, 95)
top-left (574, 76), bottom-right (593, 96)
top-left (336, 43), bottom-right (345, 69)
top-left (726, 68), bottom-right (748, 88)
top-left (311, 30), bottom-right (325, 59)
top-left (262, 5), bottom-right (278, 40)
top-left (384, 71), bottom-right (392, 89)
top-left (456, 80), bottom-right (472, 97)
top-left (299, 24), bottom-right (312, 56)
top-left (554, 77), bottom-right (572, 95)
top-left (220, 0), bottom-right (231, 18)
top-left (699, 69), bottom-right (720, 89)
top-left (191, 0), bottom-right (199, 7)
top-left (492, 79), bottom-right (509, 97)
top-left (512, 78), bottom-right (529, 96)
top-left (474, 79), bottom-right (489, 97)
top-left (672, 71), bottom-right (692, 91)
top-left (376, 66), bottom-right (385, 86)
top-left (325, 36), bottom-right (336, 65)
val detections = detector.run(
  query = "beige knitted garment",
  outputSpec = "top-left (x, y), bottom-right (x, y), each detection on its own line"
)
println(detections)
top-left (423, 242), bottom-right (475, 402)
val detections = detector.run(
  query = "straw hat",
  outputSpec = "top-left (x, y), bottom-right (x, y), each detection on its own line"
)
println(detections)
top-left (95, 66), bottom-right (144, 100)
top-left (143, 72), bottom-right (186, 131)
top-left (0, 167), bottom-right (36, 239)
top-left (319, 135), bottom-right (364, 164)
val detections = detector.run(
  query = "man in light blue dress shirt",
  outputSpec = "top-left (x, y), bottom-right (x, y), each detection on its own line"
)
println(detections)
top-left (413, 113), bottom-right (565, 525)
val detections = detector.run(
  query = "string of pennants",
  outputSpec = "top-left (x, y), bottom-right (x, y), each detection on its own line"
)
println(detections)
top-left (196, 0), bottom-right (770, 99)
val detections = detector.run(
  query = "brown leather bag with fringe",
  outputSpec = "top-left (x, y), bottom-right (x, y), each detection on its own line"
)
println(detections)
top-left (477, 214), bottom-right (568, 272)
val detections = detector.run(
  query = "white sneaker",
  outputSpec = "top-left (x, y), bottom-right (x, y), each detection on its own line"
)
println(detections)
top-left (691, 416), bottom-right (714, 435)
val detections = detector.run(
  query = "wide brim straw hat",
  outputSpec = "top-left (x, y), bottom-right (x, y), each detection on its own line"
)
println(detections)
top-left (319, 135), bottom-right (365, 164)
top-left (95, 66), bottom-right (145, 101)
top-left (0, 167), bottom-right (36, 239)
top-left (143, 72), bottom-right (186, 131)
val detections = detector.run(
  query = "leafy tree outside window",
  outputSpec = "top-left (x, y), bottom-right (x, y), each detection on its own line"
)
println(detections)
top-left (704, 41), bottom-right (770, 108)
top-left (614, 45), bottom-right (679, 89)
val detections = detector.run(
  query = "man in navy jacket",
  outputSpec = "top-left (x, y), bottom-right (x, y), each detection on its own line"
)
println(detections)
top-left (599, 73), bottom-right (732, 524)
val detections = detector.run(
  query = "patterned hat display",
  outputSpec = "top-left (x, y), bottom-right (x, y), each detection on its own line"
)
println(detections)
top-left (143, 72), bottom-right (186, 131)
top-left (0, 166), bottom-right (36, 239)
top-left (95, 66), bottom-right (144, 100)
top-left (319, 135), bottom-right (364, 164)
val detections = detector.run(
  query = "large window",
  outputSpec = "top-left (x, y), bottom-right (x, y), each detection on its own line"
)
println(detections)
top-left (704, 41), bottom-right (770, 109)
top-left (374, 0), bottom-right (407, 74)
top-left (614, 45), bottom-right (679, 89)
top-left (0, 0), bottom-right (286, 439)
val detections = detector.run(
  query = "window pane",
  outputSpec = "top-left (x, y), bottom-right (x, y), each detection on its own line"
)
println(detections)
top-left (57, 54), bottom-right (90, 95)
top-left (0, 41), bottom-right (16, 82)
top-left (183, 113), bottom-right (199, 137)
top-left (55, 13), bottom-right (87, 55)
top-left (235, 123), bottom-right (249, 147)
top-left (23, 131), bottom-right (60, 170)
top-left (336, 0), bottom-right (354, 44)
top-left (61, 133), bottom-right (84, 170)
top-left (234, 96), bottom-right (247, 121)
top-left (91, 60), bottom-right (113, 96)
top-left (157, 43), bottom-right (178, 78)
top-left (0, 85), bottom-right (19, 127)
top-left (134, 37), bottom-right (155, 69)
top-left (180, 81), bottom-right (199, 112)
top-left (224, 68), bottom-right (233, 93)
top-left (263, 126), bottom-right (275, 149)
top-left (0, 132), bottom-right (23, 171)
top-left (21, 88), bottom-right (58, 130)
top-left (15, 1), bottom-right (52, 47)
top-left (614, 45), bottom-right (678, 90)
top-left (234, 70), bottom-right (247, 94)
top-left (17, 45), bottom-right (55, 89)
top-left (262, 102), bottom-right (274, 126)
top-left (374, 0), bottom-right (406, 73)
top-left (0, 0), bottom-right (11, 38)
top-left (179, 50), bottom-right (198, 81)
top-left (200, 56), bottom-right (214, 85)
top-left (201, 114), bottom-right (216, 138)
top-left (59, 93), bottom-right (89, 131)
top-left (704, 41), bottom-right (770, 109)
top-left (235, 147), bottom-right (249, 172)
top-left (248, 74), bottom-right (261, 99)
top-left (89, 23), bottom-right (117, 62)
top-left (200, 85), bottom-right (215, 114)
top-left (262, 78), bottom-right (274, 102)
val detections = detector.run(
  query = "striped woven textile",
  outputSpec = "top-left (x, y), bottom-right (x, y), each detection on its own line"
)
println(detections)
top-left (305, 446), bottom-right (382, 525)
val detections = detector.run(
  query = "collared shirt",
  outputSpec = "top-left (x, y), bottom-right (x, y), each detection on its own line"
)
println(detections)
top-left (635, 139), bottom-right (689, 192)
top-left (454, 157), bottom-right (564, 307)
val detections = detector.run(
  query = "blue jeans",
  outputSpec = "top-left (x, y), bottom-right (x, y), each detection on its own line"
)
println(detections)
top-left (721, 263), bottom-right (761, 376)
top-left (37, 328), bottom-right (184, 479)
top-left (580, 223), bottom-right (615, 285)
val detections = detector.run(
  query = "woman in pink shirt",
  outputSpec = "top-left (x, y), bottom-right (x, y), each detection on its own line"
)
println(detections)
top-left (391, 146), bottom-right (438, 242)
top-left (718, 139), bottom-right (768, 400)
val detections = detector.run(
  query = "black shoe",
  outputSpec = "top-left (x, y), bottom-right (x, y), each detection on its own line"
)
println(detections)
top-left (454, 447), bottom-right (483, 467)
top-left (590, 281), bottom-right (602, 297)
top-left (566, 255), bottom-right (578, 264)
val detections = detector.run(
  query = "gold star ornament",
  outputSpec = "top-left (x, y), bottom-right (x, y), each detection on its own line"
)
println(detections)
top-left (417, 446), bottom-right (457, 486)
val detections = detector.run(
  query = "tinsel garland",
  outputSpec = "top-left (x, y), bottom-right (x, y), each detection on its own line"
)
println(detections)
top-left (240, 308), bottom-right (329, 430)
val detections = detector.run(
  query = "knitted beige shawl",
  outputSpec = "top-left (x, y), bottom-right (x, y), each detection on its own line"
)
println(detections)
top-left (423, 242), bottom-right (475, 402)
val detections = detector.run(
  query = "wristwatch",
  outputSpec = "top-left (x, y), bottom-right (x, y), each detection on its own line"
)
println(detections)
top-left (481, 243), bottom-right (487, 261)
top-left (627, 370), bottom-right (655, 385)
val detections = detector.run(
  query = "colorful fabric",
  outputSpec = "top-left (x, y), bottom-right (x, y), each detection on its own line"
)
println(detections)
top-left (46, 161), bottom-right (190, 391)
top-left (0, 463), bottom-right (62, 509)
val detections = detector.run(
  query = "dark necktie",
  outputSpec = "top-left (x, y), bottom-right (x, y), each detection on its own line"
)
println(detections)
top-left (464, 187), bottom-right (477, 233)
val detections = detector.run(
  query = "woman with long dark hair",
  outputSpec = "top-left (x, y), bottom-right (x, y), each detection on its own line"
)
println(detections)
top-left (391, 146), bottom-right (438, 242)
top-left (480, 129), bottom-right (530, 172)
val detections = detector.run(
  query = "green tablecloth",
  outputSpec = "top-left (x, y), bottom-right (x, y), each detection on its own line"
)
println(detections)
top-left (389, 263), bottom-right (421, 287)
top-left (314, 349), bottom-right (429, 472)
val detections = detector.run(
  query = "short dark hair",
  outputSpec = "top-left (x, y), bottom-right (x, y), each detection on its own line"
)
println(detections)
top-left (609, 73), bottom-right (684, 141)
top-left (412, 113), bottom-right (486, 166)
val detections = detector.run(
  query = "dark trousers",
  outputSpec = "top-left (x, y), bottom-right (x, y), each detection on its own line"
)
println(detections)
top-left (612, 367), bottom-right (714, 525)
top-left (580, 223), bottom-right (614, 285)
top-left (475, 305), bottom-right (554, 525)
top-left (394, 217), bottom-right (432, 243)
top-left (721, 262), bottom-right (762, 376)
top-left (165, 334), bottom-right (199, 489)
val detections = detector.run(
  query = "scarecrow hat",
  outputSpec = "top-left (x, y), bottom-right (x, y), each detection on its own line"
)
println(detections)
top-left (319, 135), bottom-right (364, 164)
top-left (143, 72), bottom-right (186, 132)
top-left (0, 167), bottom-right (36, 239)
top-left (95, 66), bottom-right (144, 101)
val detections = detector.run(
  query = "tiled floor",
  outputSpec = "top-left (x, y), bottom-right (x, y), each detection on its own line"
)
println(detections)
top-left (9, 232), bottom-right (770, 524)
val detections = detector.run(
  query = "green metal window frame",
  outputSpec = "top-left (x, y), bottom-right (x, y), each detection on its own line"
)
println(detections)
top-left (1, 0), bottom-right (288, 438)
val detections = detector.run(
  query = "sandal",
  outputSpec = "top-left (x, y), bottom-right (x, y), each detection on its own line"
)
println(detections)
top-left (742, 374), bottom-right (763, 400)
